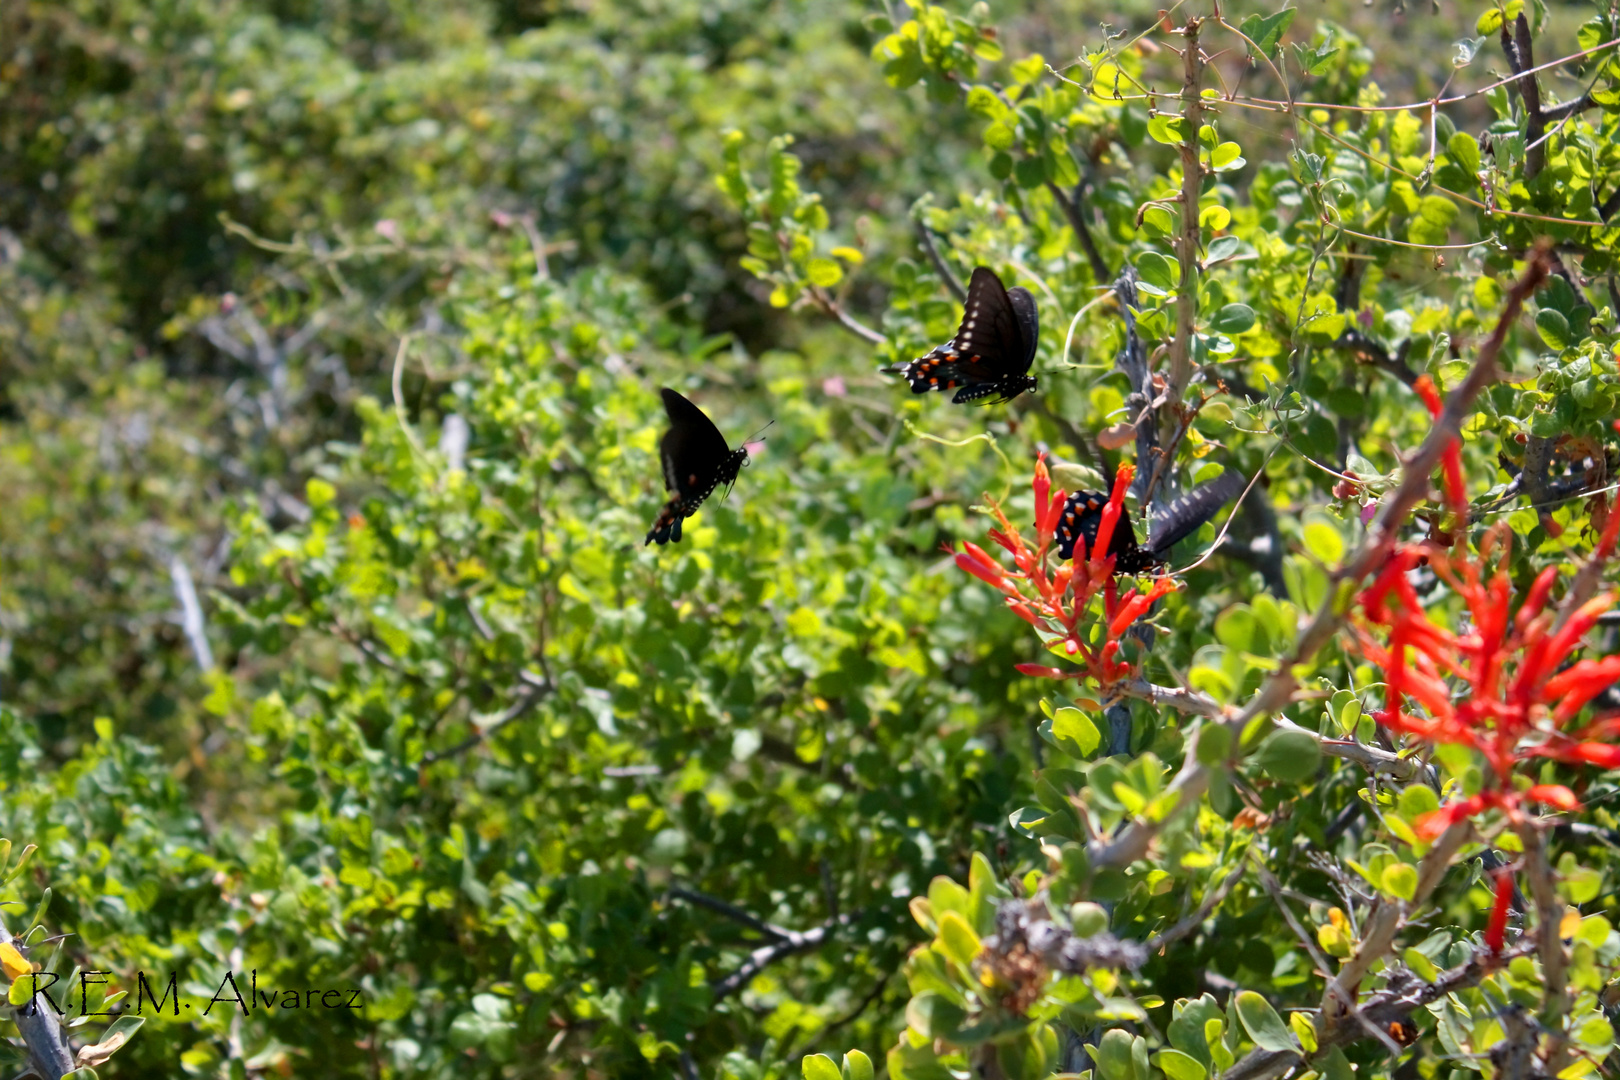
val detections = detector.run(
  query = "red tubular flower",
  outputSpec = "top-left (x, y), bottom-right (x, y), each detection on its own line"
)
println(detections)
top-left (955, 548), bottom-right (1005, 587)
top-left (1526, 784), bottom-right (1581, 812)
top-left (1412, 375), bottom-right (1468, 527)
top-left (1090, 464), bottom-right (1135, 575)
top-left (1015, 664), bottom-right (1071, 679)
top-left (1415, 794), bottom-right (1487, 840)
top-left (1485, 870), bottom-right (1513, 954)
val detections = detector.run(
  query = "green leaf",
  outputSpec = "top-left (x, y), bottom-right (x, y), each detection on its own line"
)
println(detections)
top-left (1396, 785), bottom-right (1439, 820)
top-left (1447, 131), bottom-right (1481, 174)
top-left (984, 122), bottom-right (1017, 151)
top-left (807, 258), bottom-right (843, 288)
top-left (306, 477), bottom-right (336, 509)
top-left (1254, 729), bottom-right (1321, 783)
top-left (1196, 724), bottom-right (1232, 766)
top-left (1476, 8), bottom-right (1504, 34)
top-left (1010, 54), bottom-right (1046, 85)
top-left (1302, 517), bottom-right (1344, 564)
top-left (1051, 707), bottom-right (1102, 758)
top-left (1323, 1048), bottom-right (1355, 1080)
top-left (1536, 309), bottom-right (1571, 350)
top-left (1239, 9), bottom-right (1297, 54)
top-left (1210, 142), bottom-right (1245, 172)
top-left (1199, 205), bottom-right (1232, 231)
top-left (1142, 205), bottom-right (1176, 238)
top-left (1289, 1012), bottom-right (1318, 1054)
top-left (907, 992), bottom-right (966, 1039)
top-left (1403, 947), bottom-right (1439, 981)
top-left (1137, 252), bottom-right (1178, 291)
top-left (1209, 304), bottom-right (1255, 334)
top-left (1235, 991), bottom-right (1297, 1052)
top-left (804, 1054), bottom-right (843, 1080)
top-left (1148, 115), bottom-right (1187, 146)
top-left (843, 1050), bottom-right (876, 1080)
top-left (1071, 902), bottom-right (1109, 937)
top-left (1014, 156), bottom-right (1048, 189)
top-left (1155, 1048), bottom-right (1208, 1080)
top-left (937, 910), bottom-right (982, 968)
top-left (1382, 863), bottom-right (1418, 901)
top-left (1094, 1028), bottom-right (1139, 1080)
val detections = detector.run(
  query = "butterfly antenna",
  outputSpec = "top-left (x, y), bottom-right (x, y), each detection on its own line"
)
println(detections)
top-left (745, 419), bottom-right (776, 445)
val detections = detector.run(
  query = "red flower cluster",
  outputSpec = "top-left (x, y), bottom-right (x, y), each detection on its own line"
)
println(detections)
top-left (1350, 379), bottom-right (1620, 840)
top-left (954, 456), bottom-right (1176, 689)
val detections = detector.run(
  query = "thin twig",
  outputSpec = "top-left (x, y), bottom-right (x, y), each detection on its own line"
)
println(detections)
top-left (915, 219), bottom-right (967, 302)
top-left (1144, 862), bottom-right (1246, 952)
top-left (809, 287), bottom-right (886, 346)
top-left (709, 913), bottom-right (856, 999)
top-left (1046, 182), bottom-right (1110, 283)
top-left (420, 678), bottom-right (552, 764)
top-left (668, 887), bottom-right (793, 943)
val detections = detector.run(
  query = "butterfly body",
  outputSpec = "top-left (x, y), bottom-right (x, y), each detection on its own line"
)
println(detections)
top-left (888, 267), bottom-right (1039, 405)
top-left (646, 388), bottom-right (748, 546)
top-left (1054, 470), bottom-right (1245, 574)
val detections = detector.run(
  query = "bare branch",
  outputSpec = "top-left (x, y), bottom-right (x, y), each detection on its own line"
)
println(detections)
top-left (709, 913), bottom-right (856, 999)
top-left (1514, 819), bottom-right (1570, 1073)
top-left (1503, 15), bottom-right (1547, 180)
top-left (915, 219), bottom-right (966, 303)
top-left (668, 887), bottom-right (794, 943)
top-left (1144, 862), bottom-right (1245, 952)
top-left (420, 678), bottom-right (553, 764)
top-left (809, 287), bottom-right (886, 346)
top-left (1045, 182), bottom-right (1110, 284)
top-left (1167, 21), bottom-right (1206, 408)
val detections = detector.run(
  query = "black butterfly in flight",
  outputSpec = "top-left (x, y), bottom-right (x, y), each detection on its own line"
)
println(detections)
top-left (1054, 470), bottom-right (1245, 573)
top-left (645, 388), bottom-right (749, 546)
top-left (886, 266), bottom-right (1039, 404)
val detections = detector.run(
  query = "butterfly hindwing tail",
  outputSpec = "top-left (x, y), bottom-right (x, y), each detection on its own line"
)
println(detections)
top-left (885, 267), bottom-right (1039, 405)
top-left (1146, 470), bottom-right (1246, 556)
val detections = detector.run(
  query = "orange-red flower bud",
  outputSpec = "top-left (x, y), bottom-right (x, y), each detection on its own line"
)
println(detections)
top-left (1415, 794), bottom-right (1485, 840)
top-left (1485, 870), bottom-right (1512, 954)
top-left (1015, 664), bottom-right (1069, 679)
top-left (956, 548), bottom-right (1005, 588)
top-left (1526, 784), bottom-right (1581, 811)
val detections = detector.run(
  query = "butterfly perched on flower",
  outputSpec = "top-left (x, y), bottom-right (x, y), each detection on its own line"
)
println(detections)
top-left (645, 388), bottom-right (749, 546)
top-left (1055, 470), bottom-right (1245, 572)
top-left (885, 266), bottom-right (1039, 405)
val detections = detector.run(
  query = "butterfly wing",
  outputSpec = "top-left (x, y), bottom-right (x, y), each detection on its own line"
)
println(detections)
top-left (647, 389), bottom-right (748, 546)
top-left (886, 267), bottom-right (1039, 405)
top-left (1146, 470), bottom-right (1245, 555)
top-left (1053, 491), bottom-right (1157, 573)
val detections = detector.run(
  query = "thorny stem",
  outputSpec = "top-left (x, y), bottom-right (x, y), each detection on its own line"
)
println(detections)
top-left (1514, 818), bottom-right (1570, 1071)
top-left (1168, 18), bottom-right (1205, 408)
top-left (1320, 819), bottom-right (1470, 1028)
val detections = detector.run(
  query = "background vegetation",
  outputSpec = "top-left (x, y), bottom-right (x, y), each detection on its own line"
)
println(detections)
top-left (2, 0), bottom-right (1620, 1078)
